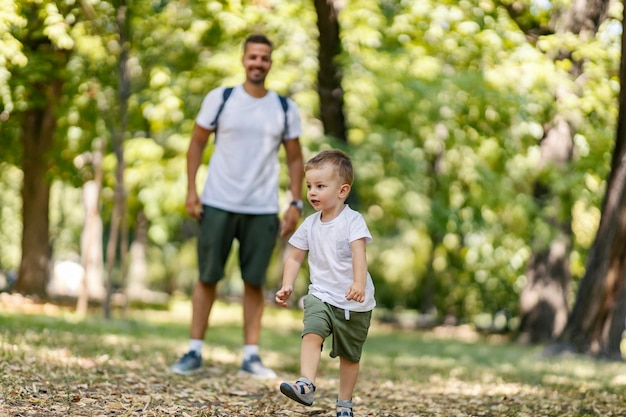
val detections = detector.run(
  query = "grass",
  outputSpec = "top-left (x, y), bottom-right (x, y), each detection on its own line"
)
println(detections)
top-left (1, 298), bottom-right (626, 416)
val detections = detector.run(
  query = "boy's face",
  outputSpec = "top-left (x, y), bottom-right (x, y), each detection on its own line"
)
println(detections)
top-left (242, 42), bottom-right (272, 85)
top-left (305, 164), bottom-right (350, 212)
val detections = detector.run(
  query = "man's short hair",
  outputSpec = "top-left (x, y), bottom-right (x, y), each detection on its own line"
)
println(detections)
top-left (244, 34), bottom-right (273, 51)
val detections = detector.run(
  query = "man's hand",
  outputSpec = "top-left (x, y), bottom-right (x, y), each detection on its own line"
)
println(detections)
top-left (275, 285), bottom-right (293, 307)
top-left (279, 205), bottom-right (301, 238)
top-left (186, 191), bottom-right (203, 220)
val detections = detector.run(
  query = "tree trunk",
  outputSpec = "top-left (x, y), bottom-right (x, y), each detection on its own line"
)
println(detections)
top-left (314, 0), bottom-right (347, 142)
top-left (14, 79), bottom-right (63, 298)
top-left (104, 2), bottom-right (130, 319)
top-left (518, 117), bottom-right (573, 343)
top-left (127, 210), bottom-right (149, 299)
top-left (77, 137), bottom-right (106, 315)
top-left (77, 180), bottom-right (105, 315)
top-left (518, 236), bottom-right (571, 343)
top-left (515, 0), bottom-right (610, 343)
top-left (554, 4), bottom-right (626, 359)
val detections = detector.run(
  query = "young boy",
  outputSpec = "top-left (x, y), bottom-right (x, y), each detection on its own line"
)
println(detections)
top-left (275, 149), bottom-right (376, 417)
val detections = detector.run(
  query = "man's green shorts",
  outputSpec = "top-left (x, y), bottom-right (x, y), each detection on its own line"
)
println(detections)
top-left (302, 294), bottom-right (372, 363)
top-left (197, 205), bottom-right (279, 286)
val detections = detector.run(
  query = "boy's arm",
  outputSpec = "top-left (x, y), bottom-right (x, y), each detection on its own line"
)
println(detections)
top-left (346, 238), bottom-right (367, 303)
top-left (275, 244), bottom-right (307, 307)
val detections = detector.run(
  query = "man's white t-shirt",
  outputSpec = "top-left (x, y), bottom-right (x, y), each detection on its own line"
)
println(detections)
top-left (289, 205), bottom-right (376, 312)
top-left (195, 85), bottom-right (302, 214)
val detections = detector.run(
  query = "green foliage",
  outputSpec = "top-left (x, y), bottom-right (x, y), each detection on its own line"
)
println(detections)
top-left (337, 0), bottom-right (619, 318)
top-left (0, 0), bottom-right (620, 323)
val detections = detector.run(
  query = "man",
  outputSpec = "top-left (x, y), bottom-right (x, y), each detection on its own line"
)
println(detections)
top-left (171, 34), bottom-right (304, 378)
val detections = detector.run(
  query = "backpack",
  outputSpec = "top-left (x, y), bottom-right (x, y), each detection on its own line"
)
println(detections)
top-left (210, 87), bottom-right (289, 142)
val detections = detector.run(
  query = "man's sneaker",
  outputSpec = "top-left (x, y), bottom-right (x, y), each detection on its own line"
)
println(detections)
top-left (170, 351), bottom-right (202, 375)
top-left (336, 399), bottom-right (353, 417)
top-left (279, 377), bottom-right (316, 406)
top-left (237, 354), bottom-right (277, 379)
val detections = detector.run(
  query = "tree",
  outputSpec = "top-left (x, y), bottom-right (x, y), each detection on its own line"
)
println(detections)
top-left (101, 1), bottom-right (131, 319)
top-left (314, 0), bottom-right (347, 142)
top-left (11, 3), bottom-right (74, 297)
top-left (553, 1), bottom-right (626, 360)
top-left (507, 0), bottom-right (611, 343)
top-left (1, 0), bottom-right (619, 323)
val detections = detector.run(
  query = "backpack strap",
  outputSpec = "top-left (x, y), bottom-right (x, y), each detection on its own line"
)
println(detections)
top-left (278, 95), bottom-right (289, 140)
top-left (211, 87), bottom-right (234, 143)
top-left (212, 87), bottom-right (290, 142)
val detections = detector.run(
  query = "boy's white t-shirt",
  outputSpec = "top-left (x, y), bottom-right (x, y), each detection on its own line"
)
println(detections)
top-left (195, 85), bottom-right (302, 214)
top-left (289, 205), bottom-right (376, 312)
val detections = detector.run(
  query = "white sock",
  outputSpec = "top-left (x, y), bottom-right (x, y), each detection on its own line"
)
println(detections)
top-left (243, 344), bottom-right (259, 360)
top-left (189, 339), bottom-right (204, 355)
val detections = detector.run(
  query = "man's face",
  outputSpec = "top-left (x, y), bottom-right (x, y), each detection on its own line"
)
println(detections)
top-left (242, 42), bottom-right (272, 85)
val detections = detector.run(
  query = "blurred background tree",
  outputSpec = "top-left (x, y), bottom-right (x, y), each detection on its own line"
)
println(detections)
top-left (1, 0), bottom-right (623, 357)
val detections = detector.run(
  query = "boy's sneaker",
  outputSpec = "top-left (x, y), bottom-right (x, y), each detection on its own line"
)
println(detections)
top-left (170, 351), bottom-right (202, 375)
top-left (279, 377), bottom-right (316, 406)
top-left (336, 399), bottom-right (353, 417)
top-left (238, 354), bottom-right (277, 379)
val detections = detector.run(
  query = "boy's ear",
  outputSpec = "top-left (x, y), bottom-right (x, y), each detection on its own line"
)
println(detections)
top-left (339, 184), bottom-right (351, 198)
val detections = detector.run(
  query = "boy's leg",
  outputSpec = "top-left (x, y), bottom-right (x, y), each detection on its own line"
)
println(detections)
top-left (329, 308), bottom-right (371, 400)
top-left (338, 356), bottom-right (360, 401)
top-left (279, 333), bottom-right (322, 406)
top-left (301, 333), bottom-right (324, 381)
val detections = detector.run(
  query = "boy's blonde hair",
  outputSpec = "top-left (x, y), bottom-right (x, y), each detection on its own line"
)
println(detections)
top-left (305, 149), bottom-right (354, 185)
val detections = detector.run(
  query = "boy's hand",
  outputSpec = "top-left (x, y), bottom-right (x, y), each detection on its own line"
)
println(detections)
top-left (345, 283), bottom-right (365, 303)
top-left (275, 285), bottom-right (293, 307)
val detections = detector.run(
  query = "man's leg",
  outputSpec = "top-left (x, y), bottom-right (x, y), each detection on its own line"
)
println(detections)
top-left (242, 282), bottom-right (263, 345)
top-left (238, 282), bottom-right (276, 378)
top-left (172, 206), bottom-right (233, 375)
top-left (190, 280), bottom-right (217, 339)
top-left (171, 280), bottom-right (217, 375)
top-left (237, 213), bottom-right (278, 378)
top-left (239, 213), bottom-right (278, 346)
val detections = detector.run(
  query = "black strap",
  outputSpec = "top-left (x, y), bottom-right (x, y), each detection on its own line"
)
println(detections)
top-left (278, 94), bottom-right (289, 140)
top-left (211, 87), bottom-right (290, 142)
top-left (211, 87), bottom-right (234, 143)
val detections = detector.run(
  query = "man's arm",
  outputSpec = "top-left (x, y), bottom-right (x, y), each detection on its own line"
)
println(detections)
top-left (280, 138), bottom-right (304, 237)
top-left (186, 123), bottom-right (212, 219)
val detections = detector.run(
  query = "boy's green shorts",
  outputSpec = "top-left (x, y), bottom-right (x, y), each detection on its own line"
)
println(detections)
top-left (302, 294), bottom-right (372, 363)
top-left (197, 205), bottom-right (279, 286)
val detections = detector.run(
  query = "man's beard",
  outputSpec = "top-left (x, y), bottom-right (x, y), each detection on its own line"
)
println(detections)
top-left (249, 77), bottom-right (265, 85)
top-left (248, 68), bottom-right (267, 85)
